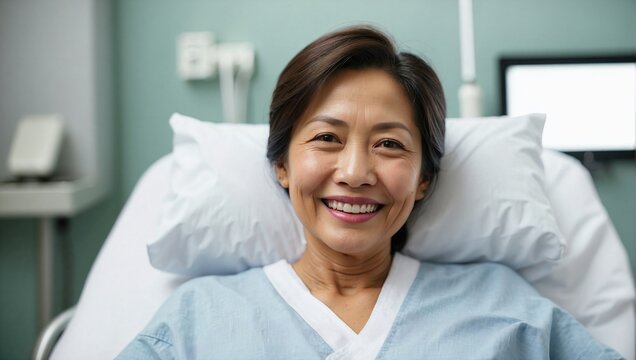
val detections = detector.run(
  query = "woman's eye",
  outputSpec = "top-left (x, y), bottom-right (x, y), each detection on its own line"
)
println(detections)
top-left (378, 139), bottom-right (404, 149)
top-left (315, 134), bottom-right (338, 142)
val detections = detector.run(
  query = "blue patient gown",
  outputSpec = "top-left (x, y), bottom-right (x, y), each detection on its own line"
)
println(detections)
top-left (117, 253), bottom-right (622, 359)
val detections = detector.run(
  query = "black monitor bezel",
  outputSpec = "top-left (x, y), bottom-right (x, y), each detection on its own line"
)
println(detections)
top-left (499, 54), bottom-right (636, 161)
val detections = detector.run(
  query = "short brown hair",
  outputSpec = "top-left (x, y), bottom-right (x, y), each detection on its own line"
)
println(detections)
top-left (267, 26), bottom-right (446, 252)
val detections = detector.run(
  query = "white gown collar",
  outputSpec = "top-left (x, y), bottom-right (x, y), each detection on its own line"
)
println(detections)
top-left (264, 253), bottom-right (420, 360)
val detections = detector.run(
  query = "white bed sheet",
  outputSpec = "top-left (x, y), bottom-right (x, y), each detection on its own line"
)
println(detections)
top-left (538, 150), bottom-right (635, 359)
top-left (51, 155), bottom-right (189, 359)
top-left (50, 151), bottom-right (636, 360)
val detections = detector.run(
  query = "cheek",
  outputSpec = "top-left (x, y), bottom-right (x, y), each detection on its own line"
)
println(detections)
top-left (288, 151), bottom-right (332, 196)
top-left (378, 160), bottom-right (421, 201)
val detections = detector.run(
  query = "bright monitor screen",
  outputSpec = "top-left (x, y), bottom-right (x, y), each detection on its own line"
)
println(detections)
top-left (500, 56), bottom-right (636, 158)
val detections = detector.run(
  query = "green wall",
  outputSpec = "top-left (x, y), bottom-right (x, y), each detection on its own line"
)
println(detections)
top-left (1, 0), bottom-right (634, 358)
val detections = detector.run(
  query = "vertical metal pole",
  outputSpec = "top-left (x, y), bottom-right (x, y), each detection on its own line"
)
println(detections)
top-left (38, 217), bottom-right (54, 331)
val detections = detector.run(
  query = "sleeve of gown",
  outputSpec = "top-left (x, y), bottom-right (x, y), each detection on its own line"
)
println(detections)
top-left (115, 286), bottom-right (187, 360)
top-left (114, 278), bottom-right (211, 359)
top-left (549, 307), bottom-right (625, 360)
top-left (116, 333), bottom-right (176, 360)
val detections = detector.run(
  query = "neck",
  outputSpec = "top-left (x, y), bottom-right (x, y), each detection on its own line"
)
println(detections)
top-left (292, 241), bottom-right (393, 296)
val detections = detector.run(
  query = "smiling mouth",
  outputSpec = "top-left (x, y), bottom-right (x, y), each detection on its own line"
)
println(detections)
top-left (323, 199), bottom-right (383, 214)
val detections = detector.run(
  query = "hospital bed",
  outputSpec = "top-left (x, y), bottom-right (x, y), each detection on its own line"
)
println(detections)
top-left (34, 116), bottom-right (635, 360)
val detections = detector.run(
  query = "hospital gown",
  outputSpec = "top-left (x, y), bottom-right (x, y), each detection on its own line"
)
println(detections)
top-left (117, 253), bottom-right (623, 359)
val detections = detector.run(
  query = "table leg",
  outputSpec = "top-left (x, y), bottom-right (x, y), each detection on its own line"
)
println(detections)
top-left (38, 217), bottom-right (54, 331)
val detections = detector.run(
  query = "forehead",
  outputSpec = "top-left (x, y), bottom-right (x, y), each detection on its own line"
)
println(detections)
top-left (296, 68), bottom-right (416, 132)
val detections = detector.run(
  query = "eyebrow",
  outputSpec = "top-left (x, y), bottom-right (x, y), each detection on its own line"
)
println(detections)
top-left (307, 115), bottom-right (413, 135)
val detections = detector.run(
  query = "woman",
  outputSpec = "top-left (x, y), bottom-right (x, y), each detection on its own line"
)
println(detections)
top-left (118, 26), bottom-right (622, 359)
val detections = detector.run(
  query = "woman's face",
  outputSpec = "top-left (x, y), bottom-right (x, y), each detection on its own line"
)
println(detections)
top-left (275, 68), bottom-right (428, 257)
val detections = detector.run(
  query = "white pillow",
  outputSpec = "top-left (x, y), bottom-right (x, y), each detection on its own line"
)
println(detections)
top-left (404, 115), bottom-right (565, 281)
top-left (148, 113), bottom-right (565, 281)
top-left (149, 117), bottom-right (305, 275)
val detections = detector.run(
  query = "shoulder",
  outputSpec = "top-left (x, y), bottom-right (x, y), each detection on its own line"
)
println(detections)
top-left (160, 266), bottom-right (273, 313)
top-left (171, 268), bottom-right (265, 298)
top-left (410, 258), bottom-right (537, 294)
top-left (397, 260), bottom-right (624, 358)
top-left (416, 259), bottom-right (523, 278)
top-left (124, 267), bottom-right (275, 355)
top-left (406, 259), bottom-right (549, 319)
top-left (140, 267), bottom-right (269, 332)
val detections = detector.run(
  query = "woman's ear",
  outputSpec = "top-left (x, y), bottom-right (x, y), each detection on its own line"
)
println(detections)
top-left (415, 179), bottom-right (430, 201)
top-left (274, 161), bottom-right (290, 188)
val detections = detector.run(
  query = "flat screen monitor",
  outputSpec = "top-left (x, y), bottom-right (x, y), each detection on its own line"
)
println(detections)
top-left (500, 55), bottom-right (636, 160)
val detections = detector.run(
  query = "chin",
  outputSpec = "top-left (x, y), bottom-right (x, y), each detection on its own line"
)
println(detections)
top-left (323, 237), bottom-right (385, 257)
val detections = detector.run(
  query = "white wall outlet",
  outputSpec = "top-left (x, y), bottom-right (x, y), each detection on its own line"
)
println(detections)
top-left (177, 32), bottom-right (216, 80)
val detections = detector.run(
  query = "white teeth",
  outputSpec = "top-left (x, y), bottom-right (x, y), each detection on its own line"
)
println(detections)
top-left (326, 200), bottom-right (379, 214)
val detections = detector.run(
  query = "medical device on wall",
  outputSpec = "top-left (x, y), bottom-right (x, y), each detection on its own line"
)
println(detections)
top-left (458, 0), bottom-right (482, 118)
top-left (177, 32), bottom-right (255, 123)
top-left (7, 114), bottom-right (64, 179)
top-left (500, 55), bottom-right (636, 160)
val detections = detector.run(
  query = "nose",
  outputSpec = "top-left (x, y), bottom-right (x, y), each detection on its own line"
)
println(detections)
top-left (333, 142), bottom-right (377, 188)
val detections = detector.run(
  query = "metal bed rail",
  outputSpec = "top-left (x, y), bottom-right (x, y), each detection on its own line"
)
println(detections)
top-left (31, 307), bottom-right (75, 360)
